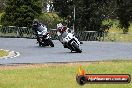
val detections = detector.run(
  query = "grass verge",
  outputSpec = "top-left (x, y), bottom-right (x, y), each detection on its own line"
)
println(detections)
top-left (102, 19), bottom-right (132, 42)
top-left (0, 50), bottom-right (8, 57)
top-left (0, 60), bottom-right (132, 88)
top-left (104, 33), bottom-right (132, 42)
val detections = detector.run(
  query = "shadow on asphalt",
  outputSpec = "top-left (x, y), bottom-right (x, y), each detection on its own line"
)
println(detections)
top-left (33, 46), bottom-right (54, 48)
top-left (57, 51), bottom-right (82, 54)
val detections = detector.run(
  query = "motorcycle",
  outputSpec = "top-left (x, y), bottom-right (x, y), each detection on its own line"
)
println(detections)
top-left (37, 25), bottom-right (54, 47)
top-left (58, 31), bottom-right (82, 53)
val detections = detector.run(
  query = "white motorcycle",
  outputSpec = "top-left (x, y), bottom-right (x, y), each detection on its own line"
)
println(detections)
top-left (58, 31), bottom-right (82, 53)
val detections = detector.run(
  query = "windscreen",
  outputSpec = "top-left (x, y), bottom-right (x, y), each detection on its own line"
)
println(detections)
top-left (62, 32), bottom-right (68, 38)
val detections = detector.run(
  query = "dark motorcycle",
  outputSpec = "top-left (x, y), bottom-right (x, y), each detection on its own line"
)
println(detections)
top-left (37, 25), bottom-right (54, 47)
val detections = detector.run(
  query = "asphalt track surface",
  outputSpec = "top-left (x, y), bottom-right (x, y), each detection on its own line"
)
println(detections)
top-left (0, 38), bottom-right (132, 65)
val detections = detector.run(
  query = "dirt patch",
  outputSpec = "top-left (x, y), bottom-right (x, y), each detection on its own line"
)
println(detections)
top-left (1, 60), bottom-right (131, 70)
top-left (0, 62), bottom-right (88, 70)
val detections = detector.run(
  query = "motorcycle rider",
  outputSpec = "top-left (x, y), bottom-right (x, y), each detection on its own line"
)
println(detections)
top-left (57, 22), bottom-right (70, 48)
top-left (32, 19), bottom-right (47, 43)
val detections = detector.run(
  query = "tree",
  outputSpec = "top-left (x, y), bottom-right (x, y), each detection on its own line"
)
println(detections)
top-left (0, 0), bottom-right (5, 12)
top-left (53, 0), bottom-right (114, 32)
top-left (1, 0), bottom-right (42, 27)
top-left (117, 0), bottom-right (132, 33)
top-left (74, 0), bottom-right (108, 32)
top-left (53, 0), bottom-right (72, 17)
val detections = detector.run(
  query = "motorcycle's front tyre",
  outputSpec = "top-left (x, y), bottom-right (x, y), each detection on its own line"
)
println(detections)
top-left (72, 43), bottom-right (82, 53)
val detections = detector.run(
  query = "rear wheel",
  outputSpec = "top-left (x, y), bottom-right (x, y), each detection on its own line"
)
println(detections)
top-left (48, 39), bottom-right (54, 47)
top-left (72, 43), bottom-right (82, 53)
top-left (38, 37), bottom-right (43, 47)
top-left (39, 42), bottom-right (42, 46)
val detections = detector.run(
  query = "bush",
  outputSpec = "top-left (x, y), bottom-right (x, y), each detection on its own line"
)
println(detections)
top-left (1, 0), bottom-right (42, 27)
top-left (38, 12), bottom-right (62, 29)
top-left (0, 12), bottom-right (4, 24)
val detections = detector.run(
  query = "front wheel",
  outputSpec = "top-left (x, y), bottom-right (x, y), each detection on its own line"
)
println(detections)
top-left (39, 42), bottom-right (42, 46)
top-left (48, 39), bottom-right (54, 47)
top-left (72, 43), bottom-right (82, 53)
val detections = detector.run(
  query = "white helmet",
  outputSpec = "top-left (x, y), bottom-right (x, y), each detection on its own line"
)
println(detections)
top-left (57, 23), bottom-right (63, 29)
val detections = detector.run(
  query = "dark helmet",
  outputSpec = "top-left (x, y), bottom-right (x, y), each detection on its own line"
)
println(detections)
top-left (33, 19), bottom-right (39, 27)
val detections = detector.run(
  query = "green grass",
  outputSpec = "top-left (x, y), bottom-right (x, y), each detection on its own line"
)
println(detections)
top-left (0, 50), bottom-right (8, 57)
top-left (104, 33), bottom-right (132, 42)
top-left (102, 19), bottom-right (132, 42)
top-left (0, 61), bottom-right (132, 88)
top-left (103, 19), bottom-right (132, 33)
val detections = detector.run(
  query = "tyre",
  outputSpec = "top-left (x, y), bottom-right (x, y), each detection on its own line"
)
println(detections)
top-left (38, 42), bottom-right (42, 46)
top-left (72, 43), bottom-right (82, 53)
top-left (48, 39), bottom-right (54, 47)
top-left (38, 37), bottom-right (43, 47)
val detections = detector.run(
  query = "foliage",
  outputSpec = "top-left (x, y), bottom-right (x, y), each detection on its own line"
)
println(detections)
top-left (1, 0), bottom-right (42, 27)
top-left (38, 12), bottom-right (62, 29)
top-left (77, 0), bottom-right (103, 31)
top-left (0, 0), bottom-right (132, 33)
top-left (72, 0), bottom-right (114, 32)
top-left (53, 0), bottom-right (113, 32)
top-left (117, 0), bottom-right (132, 33)
top-left (0, 0), bottom-right (5, 12)
top-left (53, 0), bottom-right (73, 17)
top-left (0, 12), bottom-right (4, 24)
top-left (53, 0), bottom-right (132, 34)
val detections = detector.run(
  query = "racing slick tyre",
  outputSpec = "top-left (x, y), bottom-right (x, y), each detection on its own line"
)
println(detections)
top-left (72, 43), bottom-right (82, 53)
top-left (39, 42), bottom-right (42, 46)
top-left (48, 39), bottom-right (54, 47)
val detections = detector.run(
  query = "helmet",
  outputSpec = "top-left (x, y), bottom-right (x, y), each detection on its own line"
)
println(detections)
top-left (57, 23), bottom-right (67, 34)
top-left (33, 19), bottom-right (39, 27)
top-left (57, 23), bottom-right (63, 29)
top-left (58, 26), bottom-right (67, 34)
